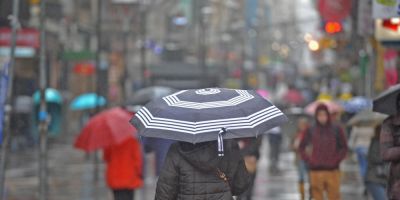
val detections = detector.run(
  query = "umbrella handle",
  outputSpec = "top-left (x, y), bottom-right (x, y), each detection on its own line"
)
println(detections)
top-left (218, 128), bottom-right (227, 157)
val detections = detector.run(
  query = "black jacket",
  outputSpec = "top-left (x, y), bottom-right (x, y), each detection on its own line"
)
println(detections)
top-left (155, 140), bottom-right (251, 200)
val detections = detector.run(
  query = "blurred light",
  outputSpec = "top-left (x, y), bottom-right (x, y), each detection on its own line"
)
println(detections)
top-left (391, 18), bottom-right (400, 24)
top-left (173, 16), bottom-right (188, 26)
top-left (202, 7), bottom-right (213, 15)
top-left (280, 45), bottom-right (290, 57)
top-left (222, 33), bottom-right (232, 42)
top-left (154, 45), bottom-right (163, 55)
top-left (308, 40), bottom-right (320, 51)
top-left (271, 42), bottom-right (280, 51)
top-left (325, 22), bottom-right (342, 34)
top-left (303, 33), bottom-right (313, 42)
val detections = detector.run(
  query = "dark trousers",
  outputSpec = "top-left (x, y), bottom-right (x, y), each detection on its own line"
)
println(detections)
top-left (113, 189), bottom-right (134, 200)
top-left (268, 134), bottom-right (282, 171)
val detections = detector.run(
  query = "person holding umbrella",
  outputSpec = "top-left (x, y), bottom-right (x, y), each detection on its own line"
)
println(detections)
top-left (74, 107), bottom-right (143, 200)
top-left (299, 103), bottom-right (348, 200)
top-left (373, 84), bottom-right (400, 200)
top-left (129, 88), bottom-right (288, 200)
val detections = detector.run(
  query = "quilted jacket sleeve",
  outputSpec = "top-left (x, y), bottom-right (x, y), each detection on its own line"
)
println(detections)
top-left (380, 119), bottom-right (400, 162)
top-left (154, 144), bottom-right (179, 200)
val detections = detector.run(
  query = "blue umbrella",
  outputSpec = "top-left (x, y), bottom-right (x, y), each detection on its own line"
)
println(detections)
top-left (130, 88), bottom-right (288, 156)
top-left (341, 96), bottom-right (372, 113)
top-left (70, 93), bottom-right (106, 111)
top-left (33, 88), bottom-right (63, 105)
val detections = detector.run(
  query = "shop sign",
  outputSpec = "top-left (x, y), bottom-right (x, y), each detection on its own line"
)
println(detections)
top-left (375, 19), bottom-right (400, 41)
top-left (318, 0), bottom-right (352, 21)
top-left (0, 28), bottom-right (39, 48)
top-left (373, 0), bottom-right (400, 19)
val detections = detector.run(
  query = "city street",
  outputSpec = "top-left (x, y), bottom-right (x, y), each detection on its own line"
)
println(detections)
top-left (4, 134), bottom-right (366, 200)
top-left (0, 0), bottom-right (399, 199)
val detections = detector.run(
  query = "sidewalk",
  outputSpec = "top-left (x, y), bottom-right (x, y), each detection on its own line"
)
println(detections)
top-left (4, 134), bottom-right (366, 200)
top-left (253, 136), bottom-right (365, 200)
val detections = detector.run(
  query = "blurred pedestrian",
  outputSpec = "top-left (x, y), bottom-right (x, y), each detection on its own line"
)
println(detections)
top-left (141, 137), bottom-right (174, 175)
top-left (266, 126), bottom-right (283, 173)
top-left (348, 126), bottom-right (375, 182)
top-left (365, 125), bottom-right (388, 200)
top-left (238, 137), bottom-right (262, 200)
top-left (292, 117), bottom-right (311, 200)
top-left (103, 137), bottom-right (143, 200)
top-left (299, 104), bottom-right (348, 200)
top-left (380, 114), bottom-right (400, 200)
top-left (155, 139), bottom-right (251, 200)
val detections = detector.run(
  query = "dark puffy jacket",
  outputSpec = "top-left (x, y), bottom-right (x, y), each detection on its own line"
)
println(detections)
top-left (366, 134), bottom-right (388, 186)
top-left (155, 140), bottom-right (251, 200)
top-left (380, 117), bottom-right (400, 200)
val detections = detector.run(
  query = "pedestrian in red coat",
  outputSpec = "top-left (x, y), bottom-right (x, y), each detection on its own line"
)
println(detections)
top-left (103, 137), bottom-right (143, 200)
top-left (299, 103), bottom-right (348, 200)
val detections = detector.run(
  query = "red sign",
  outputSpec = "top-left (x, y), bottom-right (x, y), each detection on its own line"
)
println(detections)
top-left (0, 28), bottom-right (40, 48)
top-left (318, 0), bottom-right (352, 21)
top-left (73, 62), bottom-right (95, 76)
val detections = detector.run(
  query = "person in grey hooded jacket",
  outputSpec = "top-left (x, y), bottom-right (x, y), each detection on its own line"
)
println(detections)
top-left (155, 139), bottom-right (251, 200)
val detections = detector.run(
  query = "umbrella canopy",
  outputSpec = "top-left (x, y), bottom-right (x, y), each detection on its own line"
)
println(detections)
top-left (341, 96), bottom-right (372, 113)
top-left (305, 100), bottom-right (343, 115)
top-left (283, 89), bottom-right (304, 105)
top-left (74, 107), bottom-right (137, 152)
top-left (373, 84), bottom-right (400, 115)
top-left (33, 88), bottom-right (62, 105)
top-left (129, 86), bottom-right (176, 106)
top-left (347, 110), bottom-right (388, 127)
top-left (70, 93), bottom-right (106, 111)
top-left (130, 88), bottom-right (288, 147)
top-left (256, 89), bottom-right (270, 99)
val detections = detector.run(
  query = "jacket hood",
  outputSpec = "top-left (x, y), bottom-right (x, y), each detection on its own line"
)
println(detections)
top-left (315, 103), bottom-right (331, 126)
top-left (178, 141), bottom-right (221, 172)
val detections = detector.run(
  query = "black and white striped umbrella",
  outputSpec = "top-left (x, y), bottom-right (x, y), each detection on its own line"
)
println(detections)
top-left (130, 88), bottom-right (288, 156)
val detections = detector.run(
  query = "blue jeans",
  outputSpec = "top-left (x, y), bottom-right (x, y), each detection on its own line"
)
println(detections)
top-left (297, 159), bottom-right (309, 182)
top-left (366, 182), bottom-right (387, 200)
top-left (355, 147), bottom-right (368, 180)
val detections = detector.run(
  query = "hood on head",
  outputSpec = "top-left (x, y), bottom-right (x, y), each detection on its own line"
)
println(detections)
top-left (178, 141), bottom-right (221, 172)
top-left (315, 103), bottom-right (331, 125)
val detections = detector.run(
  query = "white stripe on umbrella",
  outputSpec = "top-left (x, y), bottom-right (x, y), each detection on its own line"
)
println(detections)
top-left (136, 111), bottom-right (284, 135)
top-left (162, 90), bottom-right (255, 110)
top-left (137, 106), bottom-right (278, 126)
top-left (135, 106), bottom-right (284, 134)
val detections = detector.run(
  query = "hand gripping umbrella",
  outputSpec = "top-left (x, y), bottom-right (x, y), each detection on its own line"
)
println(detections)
top-left (130, 88), bottom-right (288, 156)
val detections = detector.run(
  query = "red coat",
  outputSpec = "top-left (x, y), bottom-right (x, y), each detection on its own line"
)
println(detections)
top-left (103, 137), bottom-right (143, 189)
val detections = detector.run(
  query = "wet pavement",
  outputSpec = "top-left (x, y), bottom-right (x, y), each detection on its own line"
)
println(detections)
top-left (4, 135), bottom-right (365, 200)
top-left (252, 136), bottom-right (365, 200)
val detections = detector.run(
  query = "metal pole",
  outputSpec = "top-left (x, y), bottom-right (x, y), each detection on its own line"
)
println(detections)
top-left (0, 0), bottom-right (19, 199)
top-left (93, 0), bottom-right (103, 199)
top-left (38, 0), bottom-right (48, 199)
top-left (198, 6), bottom-right (207, 88)
top-left (140, 2), bottom-right (147, 87)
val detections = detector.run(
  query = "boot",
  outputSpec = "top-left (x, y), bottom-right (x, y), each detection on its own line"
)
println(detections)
top-left (298, 181), bottom-right (305, 200)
